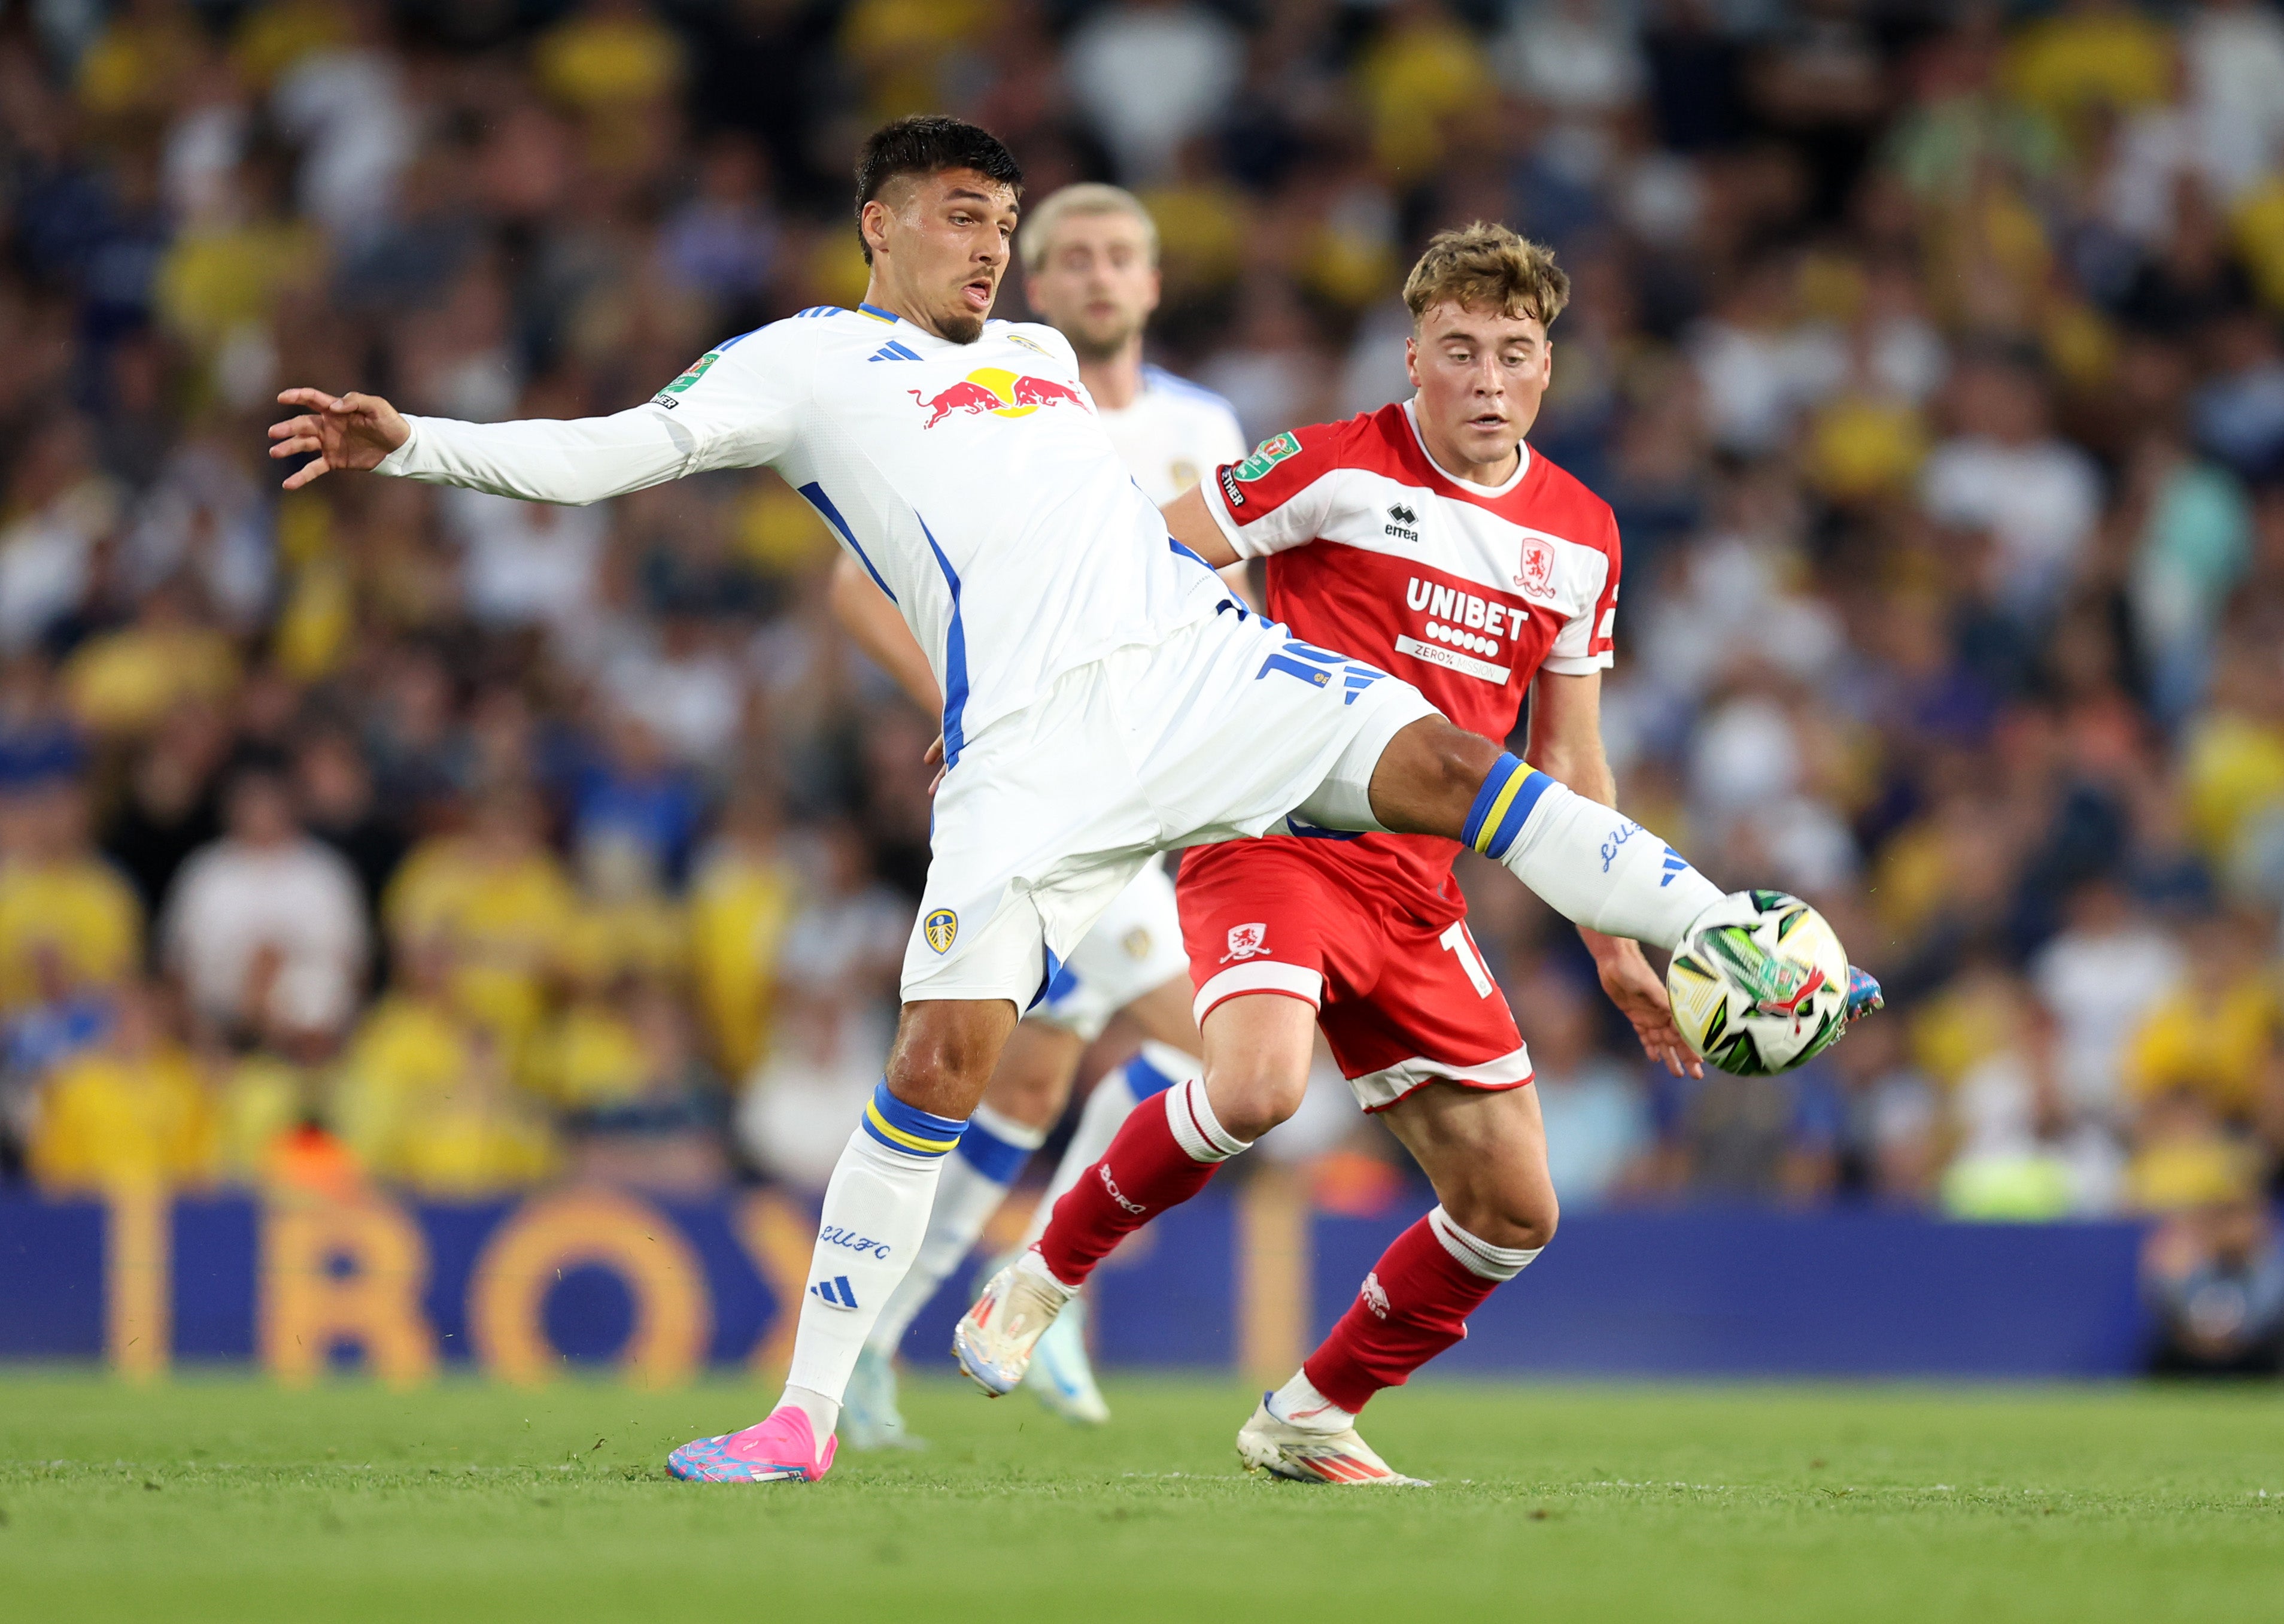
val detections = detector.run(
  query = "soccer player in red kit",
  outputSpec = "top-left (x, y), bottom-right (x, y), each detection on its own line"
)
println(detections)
top-left (959, 223), bottom-right (1707, 1483)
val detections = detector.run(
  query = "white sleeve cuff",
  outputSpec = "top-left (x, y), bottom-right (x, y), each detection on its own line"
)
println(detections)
top-left (373, 417), bottom-right (423, 477)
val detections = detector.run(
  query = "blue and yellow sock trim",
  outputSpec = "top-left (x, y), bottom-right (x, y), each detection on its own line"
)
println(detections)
top-left (862, 1081), bottom-right (967, 1159)
top-left (1462, 752), bottom-right (1553, 860)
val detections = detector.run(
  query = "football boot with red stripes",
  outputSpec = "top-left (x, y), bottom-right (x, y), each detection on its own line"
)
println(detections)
top-left (1235, 1394), bottom-right (1428, 1486)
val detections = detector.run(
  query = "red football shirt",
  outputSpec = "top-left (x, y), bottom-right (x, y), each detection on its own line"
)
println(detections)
top-left (1198, 399), bottom-right (1623, 910)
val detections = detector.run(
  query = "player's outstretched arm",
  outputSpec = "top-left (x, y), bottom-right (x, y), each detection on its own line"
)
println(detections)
top-left (267, 388), bottom-right (704, 505)
top-left (1526, 671), bottom-right (1700, 1077)
top-left (830, 556), bottom-right (944, 716)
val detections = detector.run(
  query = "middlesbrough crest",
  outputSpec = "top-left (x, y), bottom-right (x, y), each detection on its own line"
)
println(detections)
top-left (1219, 922), bottom-right (1269, 963)
top-left (1515, 535), bottom-right (1558, 602)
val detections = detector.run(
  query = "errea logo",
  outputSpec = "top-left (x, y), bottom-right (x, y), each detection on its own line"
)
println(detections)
top-left (1384, 502), bottom-right (1420, 543)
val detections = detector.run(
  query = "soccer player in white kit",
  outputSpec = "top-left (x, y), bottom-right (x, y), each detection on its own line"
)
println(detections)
top-left (830, 182), bottom-right (1247, 1443)
top-left (268, 117), bottom-right (1734, 1487)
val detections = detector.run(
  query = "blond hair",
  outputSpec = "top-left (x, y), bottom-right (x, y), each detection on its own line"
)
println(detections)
top-left (1019, 183), bottom-right (1159, 275)
top-left (1402, 222), bottom-right (1569, 328)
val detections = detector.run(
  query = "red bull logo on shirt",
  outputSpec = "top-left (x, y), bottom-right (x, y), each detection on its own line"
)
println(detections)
top-left (910, 368), bottom-right (1091, 427)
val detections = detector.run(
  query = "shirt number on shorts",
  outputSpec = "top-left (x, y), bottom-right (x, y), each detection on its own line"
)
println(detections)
top-left (1438, 921), bottom-right (1495, 998)
top-left (1256, 639), bottom-right (1386, 705)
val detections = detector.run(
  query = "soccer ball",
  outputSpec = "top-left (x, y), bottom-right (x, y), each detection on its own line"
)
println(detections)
top-left (1665, 890), bottom-right (1851, 1076)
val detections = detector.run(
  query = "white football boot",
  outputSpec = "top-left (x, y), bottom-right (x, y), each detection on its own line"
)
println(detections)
top-left (1023, 1293), bottom-right (1111, 1425)
top-left (952, 1252), bottom-right (1073, 1396)
top-left (840, 1344), bottom-right (926, 1451)
top-left (1235, 1394), bottom-right (1429, 1486)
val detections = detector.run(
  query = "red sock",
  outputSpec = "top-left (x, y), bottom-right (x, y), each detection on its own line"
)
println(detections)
top-left (1302, 1207), bottom-right (1537, 1414)
top-left (1036, 1075), bottom-right (1246, 1286)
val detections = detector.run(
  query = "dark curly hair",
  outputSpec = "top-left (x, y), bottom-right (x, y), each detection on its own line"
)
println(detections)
top-left (854, 116), bottom-right (1024, 265)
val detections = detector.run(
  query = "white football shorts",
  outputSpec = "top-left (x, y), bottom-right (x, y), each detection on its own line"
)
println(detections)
top-left (1026, 857), bottom-right (1189, 1042)
top-left (900, 608), bottom-right (1438, 1008)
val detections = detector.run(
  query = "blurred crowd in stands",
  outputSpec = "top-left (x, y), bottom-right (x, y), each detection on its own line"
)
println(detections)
top-left (2, 0), bottom-right (2283, 1365)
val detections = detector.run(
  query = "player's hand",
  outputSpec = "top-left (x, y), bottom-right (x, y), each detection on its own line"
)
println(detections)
top-left (1587, 933), bottom-right (1701, 1078)
top-left (267, 388), bottom-right (411, 489)
top-left (924, 733), bottom-right (946, 797)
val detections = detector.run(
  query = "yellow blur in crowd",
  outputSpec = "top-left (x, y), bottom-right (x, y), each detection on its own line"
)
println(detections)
top-left (63, 609), bottom-right (241, 740)
top-left (10, 0), bottom-right (2284, 1225)
top-left (382, 797), bottom-right (580, 1054)
top-left (0, 848), bottom-right (140, 1013)
top-left (30, 990), bottom-right (213, 1192)
top-left (11, 825), bottom-right (800, 1197)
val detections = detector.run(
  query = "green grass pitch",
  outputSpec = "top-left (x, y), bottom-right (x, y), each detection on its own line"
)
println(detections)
top-left (2, 1371), bottom-right (2279, 1623)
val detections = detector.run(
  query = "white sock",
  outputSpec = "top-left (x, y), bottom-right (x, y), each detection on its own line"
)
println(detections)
top-left (1269, 1368), bottom-right (1352, 1432)
top-left (1428, 1205), bottom-right (1543, 1280)
top-left (864, 1103), bottom-right (1047, 1357)
top-left (1162, 1071), bottom-right (1251, 1164)
top-left (776, 1083), bottom-right (968, 1433)
top-left (1015, 1246), bottom-right (1077, 1300)
top-left (778, 1384), bottom-right (839, 1439)
top-left (1016, 1042), bottom-right (1199, 1252)
top-left (1466, 754), bottom-right (1721, 951)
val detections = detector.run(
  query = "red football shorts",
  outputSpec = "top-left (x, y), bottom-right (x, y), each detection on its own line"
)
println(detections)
top-left (1177, 840), bottom-right (1532, 1112)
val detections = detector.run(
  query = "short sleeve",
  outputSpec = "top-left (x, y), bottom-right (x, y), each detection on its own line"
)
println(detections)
top-left (1541, 505), bottom-right (1622, 675)
top-left (1199, 418), bottom-right (1367, 560)
top-left (646, 321), bottom-right (812, 473)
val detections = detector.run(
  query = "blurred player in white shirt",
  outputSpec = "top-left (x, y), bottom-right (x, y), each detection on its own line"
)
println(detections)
top-left (831, 184), bottom-right (1245, 1444)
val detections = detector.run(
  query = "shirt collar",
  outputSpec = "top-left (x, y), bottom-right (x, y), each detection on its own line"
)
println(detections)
top-left (1402, 398), bottom-right (1530, 497)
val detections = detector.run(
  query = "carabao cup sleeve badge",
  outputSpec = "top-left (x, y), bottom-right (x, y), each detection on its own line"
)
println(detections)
top-left (1231, 431), bottom-right (1300, 482)
top-left (924, 909), bottom-right (958, 954)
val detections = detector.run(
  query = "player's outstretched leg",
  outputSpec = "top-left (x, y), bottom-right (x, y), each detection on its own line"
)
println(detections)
top-left (1241, 1075), bottom-right (1553, 1486)
top-left (669, 998), bottom-right (1013, 1483)
top-left (1365, 723), bottom-right (1724, 952)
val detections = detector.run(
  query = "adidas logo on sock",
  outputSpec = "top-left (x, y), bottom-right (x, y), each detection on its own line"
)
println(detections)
top-left (1659, 848), bottom-right (1688, 887)
top-left (810, 1276), bottom-right (859, 1310)
top-left (1360, 1271), bottom-right (1390, 1320)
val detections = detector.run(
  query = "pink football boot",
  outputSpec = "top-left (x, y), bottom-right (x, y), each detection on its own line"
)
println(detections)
top-left (667, 1406), bottom-right (837, 1483)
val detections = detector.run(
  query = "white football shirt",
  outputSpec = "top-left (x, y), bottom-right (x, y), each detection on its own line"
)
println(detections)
top-left (1097, 364), bottom-right (1247, 507)
top-left (373, 303), bottom-right (1230, 760)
